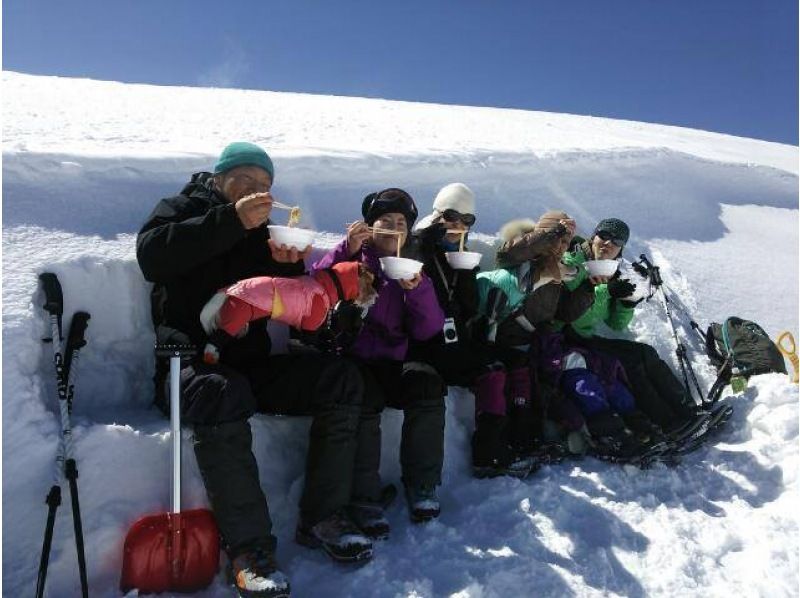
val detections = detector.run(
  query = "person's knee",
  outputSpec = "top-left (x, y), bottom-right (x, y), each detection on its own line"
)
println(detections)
top-left (181, 363), bottom-right (256, 425)
top-left (402, 361), bottom-right (446, 406)
top-left (639, 342), bottom-right (660, 362)
top-left (317, 356), bottom-right (365, 409)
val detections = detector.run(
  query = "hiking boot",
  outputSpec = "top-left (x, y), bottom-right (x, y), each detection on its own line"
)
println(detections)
top-left (295, 510), bottom-right (373, 563)
top-left (228, 548), bottom-right (290, 598)
top-left (404, 483), bottom-right (440, 523)
top-left (347, 500), bottom-right (390, 541)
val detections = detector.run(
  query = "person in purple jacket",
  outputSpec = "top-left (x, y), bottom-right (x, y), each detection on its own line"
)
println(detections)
top-left (313, 188), bottom-right (447, 528)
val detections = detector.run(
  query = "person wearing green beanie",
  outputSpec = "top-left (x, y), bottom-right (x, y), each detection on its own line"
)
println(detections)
top-left (136, 141), bottom-right (379, 595)
top-left (214, 141), bottom-right (275, 180)
top-left (557, 217), bottom-right (698, 435)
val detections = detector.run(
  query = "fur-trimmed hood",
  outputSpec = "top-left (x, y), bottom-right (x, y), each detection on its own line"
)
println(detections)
top-left (498, 218), bottom-right (538, 243)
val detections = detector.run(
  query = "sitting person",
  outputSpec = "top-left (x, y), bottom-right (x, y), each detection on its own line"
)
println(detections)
top-left (199, 261), bottom-right (377, 364)
top-left (557, 217), bottom-right (698, 433)
top-left (407, 183), bottom-right (538, 478)
top-left (477, 211), bottom-right (578, 347)
top-left (312, 188), bottom-right (447, 525)
top-left (136, 142), bottom-right (377, 597)
top-left (533, 330), bottom-right (661, 459)
top-left (474, 211), bottom-right (583, 449)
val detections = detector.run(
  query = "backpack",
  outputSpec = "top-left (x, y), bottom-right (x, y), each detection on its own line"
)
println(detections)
top-left (705, 316), bottom-right (786, 401)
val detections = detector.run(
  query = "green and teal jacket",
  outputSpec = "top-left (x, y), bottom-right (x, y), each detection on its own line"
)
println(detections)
top-left (555, 240), bottom-right (635, 338)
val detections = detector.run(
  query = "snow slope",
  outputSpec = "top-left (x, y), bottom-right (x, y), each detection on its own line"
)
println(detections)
top-left (3, 71), bottom-right (798, 597)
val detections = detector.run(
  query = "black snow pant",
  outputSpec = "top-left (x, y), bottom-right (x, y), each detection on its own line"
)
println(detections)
top-left (574, 335), bottom-right (696, 429)
top-left (178, 353), bottom-right (369, 558)
top-left (408, 341), bottom-right (536, 463)
top-left (358, 360), bottom-right (446, 489)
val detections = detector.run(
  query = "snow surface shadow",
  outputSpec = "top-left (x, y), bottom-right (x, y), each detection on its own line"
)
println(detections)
top-left (4, 148), bottom-right (796, 243)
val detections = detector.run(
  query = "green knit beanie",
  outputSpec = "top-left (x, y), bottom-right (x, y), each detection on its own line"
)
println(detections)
top-left (213, 142), bottom-right (275, 179)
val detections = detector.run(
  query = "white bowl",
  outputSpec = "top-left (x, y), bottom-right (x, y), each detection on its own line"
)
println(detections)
top-left (584, 259), bottom-right (619, 277)
top-left (445, 251), bottom-right (481, 270)
top-left (379, 257), bottom-right (424, 280)
top-left (267, 225), bottom-right (315, 250)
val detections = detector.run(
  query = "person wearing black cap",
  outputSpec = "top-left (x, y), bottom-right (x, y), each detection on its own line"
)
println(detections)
top-left (558, 218), bottom-right (697, 434)
top-left (137, 142), bottom-right (377, 597)
top-left (313, 188), bottom-right (448, 525)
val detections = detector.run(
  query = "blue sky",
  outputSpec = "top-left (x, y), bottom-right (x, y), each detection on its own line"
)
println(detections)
top-left (4, 0), bottom-right (797, 144)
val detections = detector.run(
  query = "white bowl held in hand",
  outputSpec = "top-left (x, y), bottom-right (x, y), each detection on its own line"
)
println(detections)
top-left (445, 251), bottom-right (482, 270)
top-left (267, 225), bottom-right (316, 250)
top-left (584, 259), bottom-right (619, 277)
top-left (379, 257), bottom-right (424, 281)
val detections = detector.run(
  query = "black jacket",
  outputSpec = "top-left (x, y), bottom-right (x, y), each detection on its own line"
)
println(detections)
top-left (137, 172), bottom-right (304, 366)
top-left (409, 225), bottom-right (479, 345)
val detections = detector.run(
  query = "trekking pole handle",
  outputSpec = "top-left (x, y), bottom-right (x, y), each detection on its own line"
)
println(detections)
top-left (66, 312), bottom-right (90, 351)
top-left (776, 331), bottom-right (799, 384)
top-left (638, 254), bottom-right (663, 287)
top-left (39, 273), bottom-right (64, 340)
top-left (39, 273), bottom-right (64, 317)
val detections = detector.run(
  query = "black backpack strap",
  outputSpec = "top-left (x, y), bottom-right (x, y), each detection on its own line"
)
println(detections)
top-left (321, 268), bottom-right (346, 302)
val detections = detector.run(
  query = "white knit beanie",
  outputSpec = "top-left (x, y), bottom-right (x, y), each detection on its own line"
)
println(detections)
top-left (415, 183), bottom-right (476, 230)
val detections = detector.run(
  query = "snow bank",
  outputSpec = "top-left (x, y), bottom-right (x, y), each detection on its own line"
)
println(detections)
top-left (3, 73), bottom-right (798, 597)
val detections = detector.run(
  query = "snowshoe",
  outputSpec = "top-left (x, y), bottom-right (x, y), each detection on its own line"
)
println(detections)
top-left (670, 403), bottom-right (734, 456)
top-left (295, 510), bottom-right (373, 563)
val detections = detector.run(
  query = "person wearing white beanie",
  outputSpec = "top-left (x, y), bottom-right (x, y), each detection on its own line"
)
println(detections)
top-left (408, 183), bottom-right (540, 479)
top-left (414, 183), bottom-right (477, 248)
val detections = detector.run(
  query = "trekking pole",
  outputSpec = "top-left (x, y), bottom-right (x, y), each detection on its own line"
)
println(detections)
top-left (637, 255), bottom-right (707, 408)
top-left (64, 312), bottom-right (91, 597)
top-left (36, 273), bottom-right (65, 598)
top-left (35, 274), bottom-right (90, 598)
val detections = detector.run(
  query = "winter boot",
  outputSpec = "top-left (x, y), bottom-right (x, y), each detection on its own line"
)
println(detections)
top-left (347, 499), bottom-right (390, 541)
top-left (472, 413), bottom-right (538, 478)
top-left (295, 510), bottom-right (373, 563)
top-left (404, 483), bottom-right (440, 523)
top-left (228, 547), bottom-right (290, 598)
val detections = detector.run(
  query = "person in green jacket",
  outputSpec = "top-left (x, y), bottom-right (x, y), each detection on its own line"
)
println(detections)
top-left (558, 218), bottom-right (697, 431)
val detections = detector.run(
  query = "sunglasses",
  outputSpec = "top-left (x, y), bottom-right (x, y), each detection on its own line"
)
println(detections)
top-left (439, 209), bottom-right (476, 227)
top-left (596, 230), bottom-right (625, 247)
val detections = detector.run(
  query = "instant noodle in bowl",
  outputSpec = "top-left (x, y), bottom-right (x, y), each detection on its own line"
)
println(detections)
top-left (379, 257), bottom-right (423, 281)
top-left (445, 251), bottom-right (481, 270)
top-left (267, 225), bottom-right (316, 250)
top-left (584, 259), bottom-right (620, 277)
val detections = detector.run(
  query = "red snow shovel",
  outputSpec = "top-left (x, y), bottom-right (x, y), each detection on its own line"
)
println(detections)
top-left (120, 345), bottom-right (220, 593)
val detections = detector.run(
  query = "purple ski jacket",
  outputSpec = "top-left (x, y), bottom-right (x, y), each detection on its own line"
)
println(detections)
top-left (313, 239), bottom-right (445, 362)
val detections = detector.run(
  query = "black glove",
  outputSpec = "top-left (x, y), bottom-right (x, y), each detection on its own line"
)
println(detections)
top-left (324, 300), bottom-right (365, 349)
top-left (607, 278), bottom-right (636, 299)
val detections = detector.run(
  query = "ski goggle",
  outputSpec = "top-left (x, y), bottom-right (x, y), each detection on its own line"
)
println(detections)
top-left (439, 209), bottom-right (476, 227)
top-left (362, 190), bottom-right (418, 222)
top-left (595, 230), bottom-right (626, 247)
